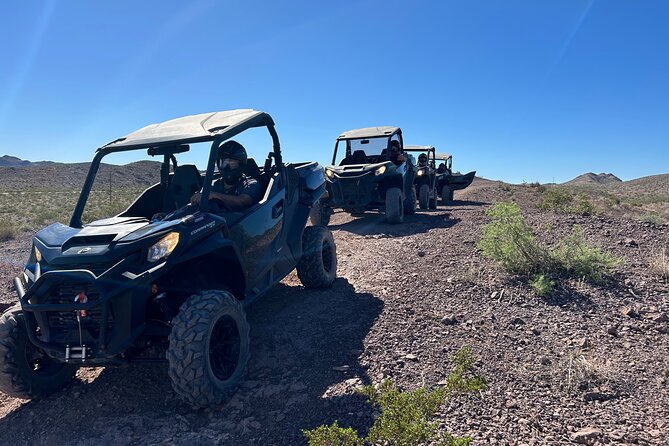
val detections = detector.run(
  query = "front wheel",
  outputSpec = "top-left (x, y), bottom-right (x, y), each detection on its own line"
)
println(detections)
top-left (441, 185), bottom-right (452, 206)
top-left (0, 305), bottom-right (76, 399)
top-left (418, 184), bottom-right (429, 209)
top-left (309, 201), bottom-right (331, 226)
top-left (167, 291), bottom-right (250, 406)
top-left (385, 187), bottom-right (404, 224)
top-left (404, 185), bottom-right (416, 215)
top-left (297, 226), bottom-right (337, 288)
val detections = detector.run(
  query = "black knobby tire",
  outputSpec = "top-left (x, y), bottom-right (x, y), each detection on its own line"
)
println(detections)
top-left (428, 188), bottom-right (437, 209)
top-left (404, 185), bottom-right (416, 215)
top-left (167, 291), bottom-right (250, 406)
top-left (418, 184), bottom-right (429, 209)
top-left (296, 226), bottom-right (337, 288)
top-left (441, 185), bottom-right (451, 206)
top-left (0, 305), bottom-right (76, 399)
top-left (309, 201), bottom-right (331, 226)
top-left (385, 187), bottom-right (404, 223)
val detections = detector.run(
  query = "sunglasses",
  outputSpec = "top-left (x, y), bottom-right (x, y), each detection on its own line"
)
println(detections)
top-left (219, 158), bottom-right (240, 170)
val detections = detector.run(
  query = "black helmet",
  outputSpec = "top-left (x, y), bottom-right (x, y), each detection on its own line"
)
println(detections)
top-left (217, 140), bottom-right (247, 183)
top-left (418, 153), bottom-right (427, 164)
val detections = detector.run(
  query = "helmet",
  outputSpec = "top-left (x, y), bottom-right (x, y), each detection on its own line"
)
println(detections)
top-left (418, 153), bottom-right (427, 165)
top-left (217, 140), bottom-right (247, 183)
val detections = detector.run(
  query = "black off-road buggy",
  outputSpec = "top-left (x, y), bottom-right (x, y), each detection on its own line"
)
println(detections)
top-left (405, 145), bottom-right (438, 210)
top-left (311, 126), bottom-right (416, 225)
top-left (0, 109), bottom-right (337, 406)
top-left (435, 153), bottom-right (476, 205)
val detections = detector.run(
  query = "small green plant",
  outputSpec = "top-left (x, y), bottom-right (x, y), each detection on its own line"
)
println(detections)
top-left (478, 202), bottom-right (549, 275)
top-left (0, 220), bottom-right (17, 242)
top-left (304, 348), bottom-right (486, 446)
top-left (530, 274), bottom-right (555, 297)
top-left (552, 226), bottom-right (622, 283)
top-left (303, 421), bottom-right (363, 446)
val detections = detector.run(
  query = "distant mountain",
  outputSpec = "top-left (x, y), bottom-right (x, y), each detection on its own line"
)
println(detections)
top-left (564, 172), bottom-right (622, 185)
top-left (0, 155), bottom-right (160, 190)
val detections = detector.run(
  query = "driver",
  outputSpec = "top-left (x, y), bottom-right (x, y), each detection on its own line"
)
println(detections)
top-left (418, 153), bottom-right (428, 167)
top-left (389, 141), bottom-right (406, 166)
top-left (190, 140), bottom-right (263, 211)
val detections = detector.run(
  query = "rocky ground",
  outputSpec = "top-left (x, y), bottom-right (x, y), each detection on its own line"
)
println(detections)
top-left (0, 179), bottom-right (668, 445)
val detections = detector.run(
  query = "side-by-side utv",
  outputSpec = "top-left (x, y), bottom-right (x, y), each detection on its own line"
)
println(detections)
top-left (311, 126), bottom-right (416, 225)
top-left (405, 145), bottom-right (438, 210)
top-left (435, 153), bottom-right (476, 205)
top-left (0, 109), bottom-right (337, 406)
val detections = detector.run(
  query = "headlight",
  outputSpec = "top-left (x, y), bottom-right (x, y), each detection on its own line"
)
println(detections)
top-left (325, 169), bottom-right (334, 178)
top-left (33, 245), bottom-right (42, 263)
top-left (374, 165), bottom-right (386, 176)
top-left (417, 169), bottom-right (424, 177)
top-left (147, 232), bottom-right (180, 262)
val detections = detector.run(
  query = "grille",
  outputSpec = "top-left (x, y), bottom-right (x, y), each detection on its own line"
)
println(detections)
top-left (45, 283), bottom-right (105, 331)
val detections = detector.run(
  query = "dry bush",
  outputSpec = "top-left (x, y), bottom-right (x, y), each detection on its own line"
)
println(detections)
top-left (555, 349), bottom-right (611, 394)
top-left (651, 246), bottom-right (669, 279)
top-left (0, 220), bottom-right (17, 242)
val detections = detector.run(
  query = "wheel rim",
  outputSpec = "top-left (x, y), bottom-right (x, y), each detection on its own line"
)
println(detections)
top-left (209, 315), bottom-right (241, 382)
top-left (25, 341), bottom-right (63, 376)
top-left (321, 239), bottom-right (334, 273)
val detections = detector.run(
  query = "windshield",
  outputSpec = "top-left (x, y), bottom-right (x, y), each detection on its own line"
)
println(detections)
top-left (333, 135), bottom-right (398, 165)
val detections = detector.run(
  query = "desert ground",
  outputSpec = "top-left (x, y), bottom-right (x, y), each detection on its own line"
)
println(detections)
top-left (0, 174), bottom-right (668, 445)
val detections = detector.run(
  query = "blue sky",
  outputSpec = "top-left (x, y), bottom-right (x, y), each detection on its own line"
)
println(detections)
top-left (1, 0), bottom-right (667, 183)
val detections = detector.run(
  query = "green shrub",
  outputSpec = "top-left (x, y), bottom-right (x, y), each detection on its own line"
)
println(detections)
top-left (480, 203), bottom-right (622, 287)
top-left (0, 220), bottom-right (17, 242)
top-left (478, 202), bottom-right (550, 275)
top-left (573, 193), bottom-right (596, 215)
top-left (304, 347), bottom-right (485, 446)
top-left (552, 226), bottom-right (622, 283)
top-left (540, 188), bottom-right (573, 212)
top-left (639, 213), bottom-right (666, 225)
top-left (530, 274), bottom-right (555, 297)
top-left (304, 421), bottom-right (363, 446)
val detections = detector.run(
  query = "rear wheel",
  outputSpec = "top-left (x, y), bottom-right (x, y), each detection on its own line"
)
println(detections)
top-left (0, 305), bottom-right (76, 399)
top-left (297, 226), bottom-right (337, 288)
top-left (385, 187), bottom-right (404, 224)
top-left (441, 185), bottom-right (452, 206)
top-left (309, 201), bottom-right (331, 226)
top-left (418, 184), bottom-right (429, 209)
top-left (167, 291), bottom-right (250, 406)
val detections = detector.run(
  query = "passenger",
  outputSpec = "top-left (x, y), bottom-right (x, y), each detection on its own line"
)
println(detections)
top-left (388, 141), bottom-right (406, 166)
top-left (418, 153), bottom-right (428, 167)
top-left (437, 163), bottom-right (446, 174)
top-left (190, 140), bottom-right (263, 211)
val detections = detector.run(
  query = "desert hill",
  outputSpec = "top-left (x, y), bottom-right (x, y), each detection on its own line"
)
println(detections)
top-left (0, 156), bottom-right (160, 190)
top-left (564, 172), bottom-right (622, 185)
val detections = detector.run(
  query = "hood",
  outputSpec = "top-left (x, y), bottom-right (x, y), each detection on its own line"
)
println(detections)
top-left (326, 161), bottom-right (393, 175)
top-left (33, 217), bottom-right (180, 265)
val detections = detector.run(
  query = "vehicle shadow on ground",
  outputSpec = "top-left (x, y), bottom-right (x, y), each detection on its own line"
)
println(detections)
top-left (0, 278), bottom-right (383, 446)
top-left (447, 199), bottom-right (488, 207)
top-left (328, 211), bottom-right (459, 237)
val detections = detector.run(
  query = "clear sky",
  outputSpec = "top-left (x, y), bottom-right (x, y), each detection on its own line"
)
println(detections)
top-left (1, 0), bottom-right (667, 183)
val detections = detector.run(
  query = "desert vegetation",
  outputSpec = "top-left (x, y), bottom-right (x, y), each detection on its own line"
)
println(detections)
top-left (479, 202), bottom-right (622, 295)
top-left (303, 348), bottom-right (486, 446)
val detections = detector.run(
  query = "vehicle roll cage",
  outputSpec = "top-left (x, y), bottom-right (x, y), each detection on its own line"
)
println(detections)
top-left (331, 128), bottom-right (403, 166)
top-left (70, 113), bottom-right (282, 228)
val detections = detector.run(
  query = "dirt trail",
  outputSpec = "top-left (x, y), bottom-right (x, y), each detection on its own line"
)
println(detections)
top-left (0, 182), bottom-right (668, 445)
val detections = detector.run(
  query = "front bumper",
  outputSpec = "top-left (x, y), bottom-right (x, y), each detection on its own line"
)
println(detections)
top-left (326, 172), bottom-right (383, 210)
top-left (14, 254), bottom-right (163, 364)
